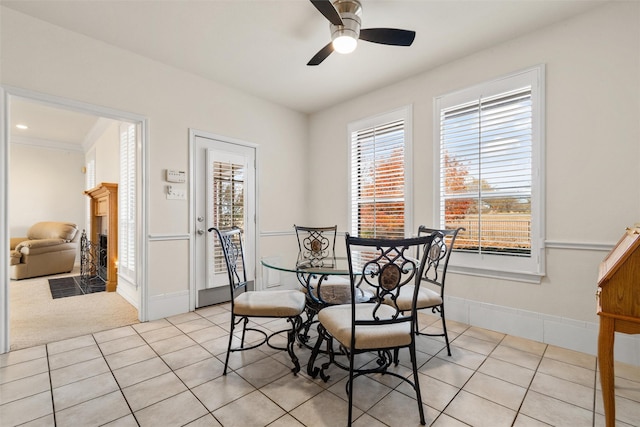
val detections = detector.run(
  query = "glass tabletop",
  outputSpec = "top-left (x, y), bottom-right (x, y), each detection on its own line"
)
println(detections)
top-left (261, 256), bottom-right (352, 275)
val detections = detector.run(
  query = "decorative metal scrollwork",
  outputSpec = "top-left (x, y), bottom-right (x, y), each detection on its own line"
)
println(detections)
top-left (79, 230), bottom-right (106, 287)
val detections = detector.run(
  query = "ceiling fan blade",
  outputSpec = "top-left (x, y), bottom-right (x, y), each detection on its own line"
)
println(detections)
top-left (307, 42), bottom-right (335, 66)
top-left (310, 0), bottom-right (344, 26)
top-left (359, 28), bottom-right (416, 46)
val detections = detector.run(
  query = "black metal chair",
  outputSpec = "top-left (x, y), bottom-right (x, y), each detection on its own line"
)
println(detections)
top-left (294, 225), bottom-right (339, 267)
top-left (294, 225), bottom-right (360, 305)
top-left (315, 233), bottom-right (437, 426)
top-left (294, 225), bottom-right (373, 346)
top-left (390, 226), bottom-right (463, 357)
top-left (209, 227), bottom-right (306, 375)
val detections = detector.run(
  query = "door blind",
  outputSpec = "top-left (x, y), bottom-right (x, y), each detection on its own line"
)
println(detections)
top-left (212, 160), bottom-right (245, 274)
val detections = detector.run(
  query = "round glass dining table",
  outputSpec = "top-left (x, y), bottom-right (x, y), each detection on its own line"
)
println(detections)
top-left (260, 255), bottom-right (351, 277)
top-left (260, 255), bottom-right (369, 307)
top-left (261, 255), bottom-right (369, 376)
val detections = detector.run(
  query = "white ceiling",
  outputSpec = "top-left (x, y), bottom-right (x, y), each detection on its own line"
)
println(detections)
top-left (10, 98), bottom-right (102, 148)
top-left (4, 0), bottom-right (608, 144)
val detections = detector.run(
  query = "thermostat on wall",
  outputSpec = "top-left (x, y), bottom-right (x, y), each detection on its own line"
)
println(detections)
top-left (166, 169), bottom-right (186, 183)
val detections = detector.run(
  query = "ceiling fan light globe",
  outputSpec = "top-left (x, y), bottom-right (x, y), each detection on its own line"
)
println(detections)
top-left (333, 35), bottom-right (357, 54)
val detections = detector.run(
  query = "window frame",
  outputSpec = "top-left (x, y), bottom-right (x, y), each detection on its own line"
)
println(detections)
top-left (434, 65), bottom-right (545, 283)
top-left (348, 106), bottom-right (414, 239)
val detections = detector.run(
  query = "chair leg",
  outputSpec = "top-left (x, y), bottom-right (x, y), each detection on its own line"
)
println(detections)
top-left (223, 313), bottom-right (237, 375)
top-left (409, 341), bottom-right (426, 425)
top-left (307, 323), bottom-right (326, 378)
top-left (299, 304), bottom-right (318, 346)
top-left (318, 324), bottom-right (334, 383)
top-left (347, 349), bottom-right (355, 426)
top-left (240, 316), bottom-right (249, 347)
top-left (440, 305), bottom-right (451, 356)
top-left (415, 305), bottom-right (452, 357)
top-left (287, 316), bottom-right (302, 375)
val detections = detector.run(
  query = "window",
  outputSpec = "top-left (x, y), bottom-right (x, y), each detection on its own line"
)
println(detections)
top-left (119, 122), bottom-right (136, 282)
top-left (349, 107), bottom-right (413, 239)
top-left (435, 66), bottom-right (545, 282)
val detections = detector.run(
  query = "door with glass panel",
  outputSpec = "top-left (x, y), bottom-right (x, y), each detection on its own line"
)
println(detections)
top-left (194, 135), bottom-right (256, 308)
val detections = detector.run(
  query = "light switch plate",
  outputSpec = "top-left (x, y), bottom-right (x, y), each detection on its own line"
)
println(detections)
top-left (166, 185), bottom-right (187, 200)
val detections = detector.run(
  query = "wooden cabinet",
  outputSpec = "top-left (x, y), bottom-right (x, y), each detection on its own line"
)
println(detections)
top-left (597, 226), bottom-right (640, 426)
top-left (85, 183), bottom-right (118, 292)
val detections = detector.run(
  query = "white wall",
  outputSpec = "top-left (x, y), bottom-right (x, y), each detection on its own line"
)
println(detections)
top-left (308, 2), bottom-right (640, 362)
top-left (1, 6), bottom-right (309, 319)
top-left (93, 121), bottom-right (120, 185)
top-left (8, 143), bottom-right (85, 239)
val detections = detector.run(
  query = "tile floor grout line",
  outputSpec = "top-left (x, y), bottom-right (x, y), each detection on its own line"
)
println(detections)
top-left (167, 311), bottom-right (285, 426)
top-left (44, 342), bottom-right (58, 427)
top-left (95, 329), bottom-right (143, 426)
top-left (510, 339), bottom-right (548, 426)
top-left (430, 325), bottom-right (495, 427)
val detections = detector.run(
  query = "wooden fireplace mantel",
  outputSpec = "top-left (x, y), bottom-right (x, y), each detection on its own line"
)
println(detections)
top-left (85, 182), bottom-right (118, 292)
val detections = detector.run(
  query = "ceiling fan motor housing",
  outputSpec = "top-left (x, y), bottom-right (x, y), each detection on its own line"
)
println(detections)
top-left (330, 0), bottom-right (362, 43)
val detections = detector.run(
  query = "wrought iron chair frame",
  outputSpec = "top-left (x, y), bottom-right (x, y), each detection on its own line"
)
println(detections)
top-left (313, 233), bottom-right (437, 426)
top-left (294, 225), bottom-right (350, 346)
top-left (294, 224), bottom-right (338, 266)
top-left (210, 227), bottom-right (305, 375)
top-left (414, 226), bottom-right (464, 356)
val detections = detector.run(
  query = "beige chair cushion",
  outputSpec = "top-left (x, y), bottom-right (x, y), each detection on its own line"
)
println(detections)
top-left (387, 285), bottom-right (443, 312)
top-left (318, 303), bottom-right (412, 350)
top-left (27, 222), bottom-right (78, 242)
top-left (233, 290), bottom-right (305, 317)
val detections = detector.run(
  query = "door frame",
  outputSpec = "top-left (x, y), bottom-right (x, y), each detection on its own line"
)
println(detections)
top-left (188, 129), bottom-right (260, 311)
top-left (0, 85), bottom-right (149, 354)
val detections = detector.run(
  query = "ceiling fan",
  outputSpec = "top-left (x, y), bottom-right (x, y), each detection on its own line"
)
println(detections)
top-left (307, 0), bottom-right (416, 66)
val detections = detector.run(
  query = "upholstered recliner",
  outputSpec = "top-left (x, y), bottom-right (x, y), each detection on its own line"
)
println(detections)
top-left (9, 222), bottom-right (79, 280)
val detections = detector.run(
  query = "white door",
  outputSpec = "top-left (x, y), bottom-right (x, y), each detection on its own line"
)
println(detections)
top-left (194, 135), bottom-right (256, 308)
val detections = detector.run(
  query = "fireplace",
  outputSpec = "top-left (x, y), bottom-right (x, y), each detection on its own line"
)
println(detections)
top-left (85, 182), bottom-right (118, 291)
top-left (98, 234), bottom-right (108, 281)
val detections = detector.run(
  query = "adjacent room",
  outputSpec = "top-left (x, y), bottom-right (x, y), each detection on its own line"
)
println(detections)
top-left (7, 98), bottom-right (139, 350)
top-left (1, 1), bottom-right (639, 426)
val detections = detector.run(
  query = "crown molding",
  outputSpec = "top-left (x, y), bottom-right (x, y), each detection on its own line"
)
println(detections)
top-left (10, 135), bottom-right (84, 152)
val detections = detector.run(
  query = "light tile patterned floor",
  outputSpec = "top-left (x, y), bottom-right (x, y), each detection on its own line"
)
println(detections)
top-left (1, 303), bottom-right (639, 426)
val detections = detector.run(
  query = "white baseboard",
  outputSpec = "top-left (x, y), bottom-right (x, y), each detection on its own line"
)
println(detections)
top-left (115, 279), bottom-right (139, 311)
top-left (148, 290), bottom-right (190, 321)
top-left (446, 296), bottom-right (640, 367)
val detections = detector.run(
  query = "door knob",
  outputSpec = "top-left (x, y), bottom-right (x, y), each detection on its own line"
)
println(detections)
top-left (197, 229), bottom-right (205, 235)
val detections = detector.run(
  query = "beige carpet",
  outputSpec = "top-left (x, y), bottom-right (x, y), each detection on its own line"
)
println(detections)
top-left (9, 268), bottom-right (139, 351)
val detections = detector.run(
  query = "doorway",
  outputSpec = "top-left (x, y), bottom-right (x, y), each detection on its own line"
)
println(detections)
top-left (190, 131), bottom-right (257, 309)
top-left (0, 87), bottom-right (148, 353)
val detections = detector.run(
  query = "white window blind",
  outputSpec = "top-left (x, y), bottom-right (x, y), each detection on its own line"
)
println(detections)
top-left (435, 66), bottom-right (545, 281)
top-left (119, 123), bottom-right (136, 280)
top-left (440, 88), bottom-right (532, 256)
top-left (350, 117), bottom-right (406, 239)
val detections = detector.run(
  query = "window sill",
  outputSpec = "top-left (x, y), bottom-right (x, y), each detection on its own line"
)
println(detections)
top-left (448, 265), bottom-right (544, 284)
